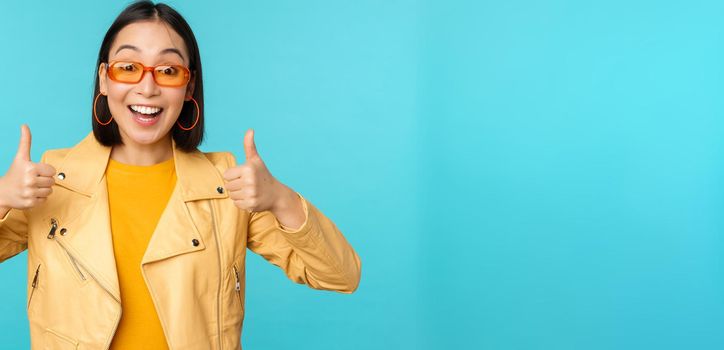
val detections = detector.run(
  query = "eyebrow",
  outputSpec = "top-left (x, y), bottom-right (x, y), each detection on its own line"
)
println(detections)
top-left (114, 44), bottom-right (185, 62)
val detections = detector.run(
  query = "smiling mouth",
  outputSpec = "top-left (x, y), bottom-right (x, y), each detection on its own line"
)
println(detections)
top-left (128, 104), bottom-right (164, 118)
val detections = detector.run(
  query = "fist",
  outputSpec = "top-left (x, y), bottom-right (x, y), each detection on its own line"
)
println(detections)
top-left (223, 129), bottom-right (283, 213)
top-left (0, 125), bottom-right (56, 210)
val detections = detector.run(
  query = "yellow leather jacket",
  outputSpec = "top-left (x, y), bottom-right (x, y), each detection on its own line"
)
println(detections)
top-left (0, 132), bottom-right (361, 349)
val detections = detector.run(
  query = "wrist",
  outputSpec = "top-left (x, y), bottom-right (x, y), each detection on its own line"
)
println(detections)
top-left (270, 182), bottom-right (296, 214)
top-left (0, 196), bottom-right (9, 213)
top-left (0, 178), bottom-right (8, 210)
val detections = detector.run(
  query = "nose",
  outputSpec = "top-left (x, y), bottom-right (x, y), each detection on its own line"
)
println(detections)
top-left (135, 69), bottom-right (161, 97)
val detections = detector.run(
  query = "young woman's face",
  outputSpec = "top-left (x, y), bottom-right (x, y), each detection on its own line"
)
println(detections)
top-left (98, 20), bottom-right (195, 147)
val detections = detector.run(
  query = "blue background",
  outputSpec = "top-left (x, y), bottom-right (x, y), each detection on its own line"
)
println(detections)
top-left (1, 0), bottom-right (723, 349)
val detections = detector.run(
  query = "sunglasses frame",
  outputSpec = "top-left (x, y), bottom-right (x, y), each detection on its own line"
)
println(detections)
top-left (105, 61), bottom-right (191, 87)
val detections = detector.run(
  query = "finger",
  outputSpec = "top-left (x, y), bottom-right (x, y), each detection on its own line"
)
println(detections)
top-left (229, 185), bottom-right (256, 199)
top-left (223, 166), bottom-right (244, 181)
top-left (224, 178), bottom-right (244, 192)
top-left (233, 199), bottom-right (256, 212)
top-left (34, 187), bottom-right (52, 198)
top-left (35, 163), bottom-right (56, 178)
top-left (229, 186), bottom-right (257, 201)
top-left (228, 190), bottom-right (245, 201)
top-left (224, 164), bottom-right (255, 182)
top-left (15, 124), bottom-right (32, 162)
top-left (33, 176), bottom-right (56, 188)
top-left (243, 128), bottom-right (259, 161)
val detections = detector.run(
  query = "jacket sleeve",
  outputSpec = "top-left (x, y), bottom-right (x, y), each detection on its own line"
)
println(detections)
top-left (246, 192), bottom-right (362, 294)
top-left (0, 208), bottom-right (28, 263)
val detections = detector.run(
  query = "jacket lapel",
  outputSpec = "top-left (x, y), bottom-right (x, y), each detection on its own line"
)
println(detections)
top-left (53, 132), bottom-right (229, 300)
top-left (141, 143), bottom-right (229, 265)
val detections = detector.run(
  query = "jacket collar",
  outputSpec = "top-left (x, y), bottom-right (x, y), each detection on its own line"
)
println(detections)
top-left (56, 132), bottom-right (228, 202)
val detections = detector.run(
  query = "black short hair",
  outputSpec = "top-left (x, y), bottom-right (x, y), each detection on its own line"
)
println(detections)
top-left (92, 0), bottom-right (204, 152)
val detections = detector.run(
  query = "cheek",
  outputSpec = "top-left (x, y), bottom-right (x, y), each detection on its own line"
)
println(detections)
top-left (106, 85), bottom-right (132, 114)
top-left (162, 89), bottom-right (190, 118)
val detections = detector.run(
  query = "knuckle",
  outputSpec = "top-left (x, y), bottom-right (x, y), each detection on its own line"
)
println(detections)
top-left (224, 168), bottom-right (238, 179)
top-left (231, 180), bottom-right (243, 190)
top-left (24, 165), bottom-right (36, 175)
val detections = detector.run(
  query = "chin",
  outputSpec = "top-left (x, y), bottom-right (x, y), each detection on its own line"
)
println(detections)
top-left (120, 127), bottom-right (170, 146)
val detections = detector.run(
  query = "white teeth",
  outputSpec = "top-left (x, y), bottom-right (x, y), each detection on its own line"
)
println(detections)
top-left (130, 105), bottom-right (162, 115)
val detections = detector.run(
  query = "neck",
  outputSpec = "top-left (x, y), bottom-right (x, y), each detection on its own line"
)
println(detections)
top-left (110, 134), bottom-right (173, 166)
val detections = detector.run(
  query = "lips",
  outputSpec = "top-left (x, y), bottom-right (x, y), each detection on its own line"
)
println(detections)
top-left (127, 104), bottom-right (164, 126)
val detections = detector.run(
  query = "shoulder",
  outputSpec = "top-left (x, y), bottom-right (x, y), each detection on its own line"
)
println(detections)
top-left (200, 151), bottom-right (238, 171)
top-left (38, 131), bottom-right (94, 168)
top-left (40, 147), bottom-right (71, 167)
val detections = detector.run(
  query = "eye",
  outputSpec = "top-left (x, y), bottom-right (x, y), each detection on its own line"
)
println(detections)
top-left (157, 66), bottom-right (179, 76)
top-left (118, 63), bottom-right (137, 71)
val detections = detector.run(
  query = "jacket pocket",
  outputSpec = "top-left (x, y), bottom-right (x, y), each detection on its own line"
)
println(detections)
top-left (27, 263), bottom-right (40, 310)
top-left (43, 328), bottom-right (79, 349)
top-left (222, 262), bottom-right (244, 332)
top-left (232, 264), bottom-right (242, 308)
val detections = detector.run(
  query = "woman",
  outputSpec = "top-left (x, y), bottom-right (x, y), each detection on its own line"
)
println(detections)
top-left (0, 1), bottom-right (361, 349)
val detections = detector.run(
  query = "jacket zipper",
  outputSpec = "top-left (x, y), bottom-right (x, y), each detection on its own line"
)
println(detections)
top-left (232, 264), bottom-right (241, 306)
top-left (48, 219), bottom-right (113, 299)
top-left (27, 263), bottom-right (40, 310)
top-left (47, 218), bottom-right (58, 239)
top-left (47, 218), bottom-right (86, 281)
top-left (47, 218), bottom-right (122, 349)
top-left (208, 202), bottom-right (223, 350)
top-left (68, 254), bottom-right (86, 281)
top-left (62, 247), bottom-right (86, 281)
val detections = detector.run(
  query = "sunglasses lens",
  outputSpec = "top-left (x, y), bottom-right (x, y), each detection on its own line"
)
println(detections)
top-left (154, 65), bottom-right (189, 86)
top-left (109, 62), bottom-right (143, 83)
top-left (108, 62), bottom-right (189, 86)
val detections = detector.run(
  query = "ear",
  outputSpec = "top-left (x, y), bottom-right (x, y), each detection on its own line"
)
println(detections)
top-left (98, 63), bottom-right (108, 95)
top-left (185, 72), bottom-right (196, 100)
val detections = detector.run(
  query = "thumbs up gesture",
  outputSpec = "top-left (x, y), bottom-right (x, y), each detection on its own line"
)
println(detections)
top-left (0, 125), bottom-right (57, 210)
top-left (223, 129), bottom-right (288, 213)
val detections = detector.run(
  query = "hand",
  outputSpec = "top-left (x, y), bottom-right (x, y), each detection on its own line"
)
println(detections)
top-left (223, 129), bottom-right (286, 213)
top-left (0, 125), bottom-right (56, 210)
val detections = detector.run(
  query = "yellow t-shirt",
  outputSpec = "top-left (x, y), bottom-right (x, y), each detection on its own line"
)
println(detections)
top-left (106, 156), bottom-right (176, 350)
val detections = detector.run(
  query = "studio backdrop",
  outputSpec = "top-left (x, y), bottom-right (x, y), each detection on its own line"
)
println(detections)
top-left (0, 0), bottom-right (722, 349)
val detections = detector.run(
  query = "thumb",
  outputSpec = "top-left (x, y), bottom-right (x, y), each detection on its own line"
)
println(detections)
top-left (243, 128), bottom-right (259, 161)
top-left (15, 124), bottom-right (32, 162)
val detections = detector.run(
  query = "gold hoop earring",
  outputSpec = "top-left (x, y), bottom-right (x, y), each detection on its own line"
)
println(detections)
top-left (177, 97), bottom-right (200, 131)
top-left (93, 93), bottom-right (113, 126)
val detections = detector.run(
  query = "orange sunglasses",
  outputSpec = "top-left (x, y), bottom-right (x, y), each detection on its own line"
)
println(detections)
top-left (106, 61), bottom-right (191, 87)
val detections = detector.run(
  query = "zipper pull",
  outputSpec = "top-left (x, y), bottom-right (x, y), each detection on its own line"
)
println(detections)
top-left (233, 265), bottom-right (241, 292)
top-left (31, 264), bottom-right (40, 288)
top-left (46, 218), bottom-right (58, 239)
